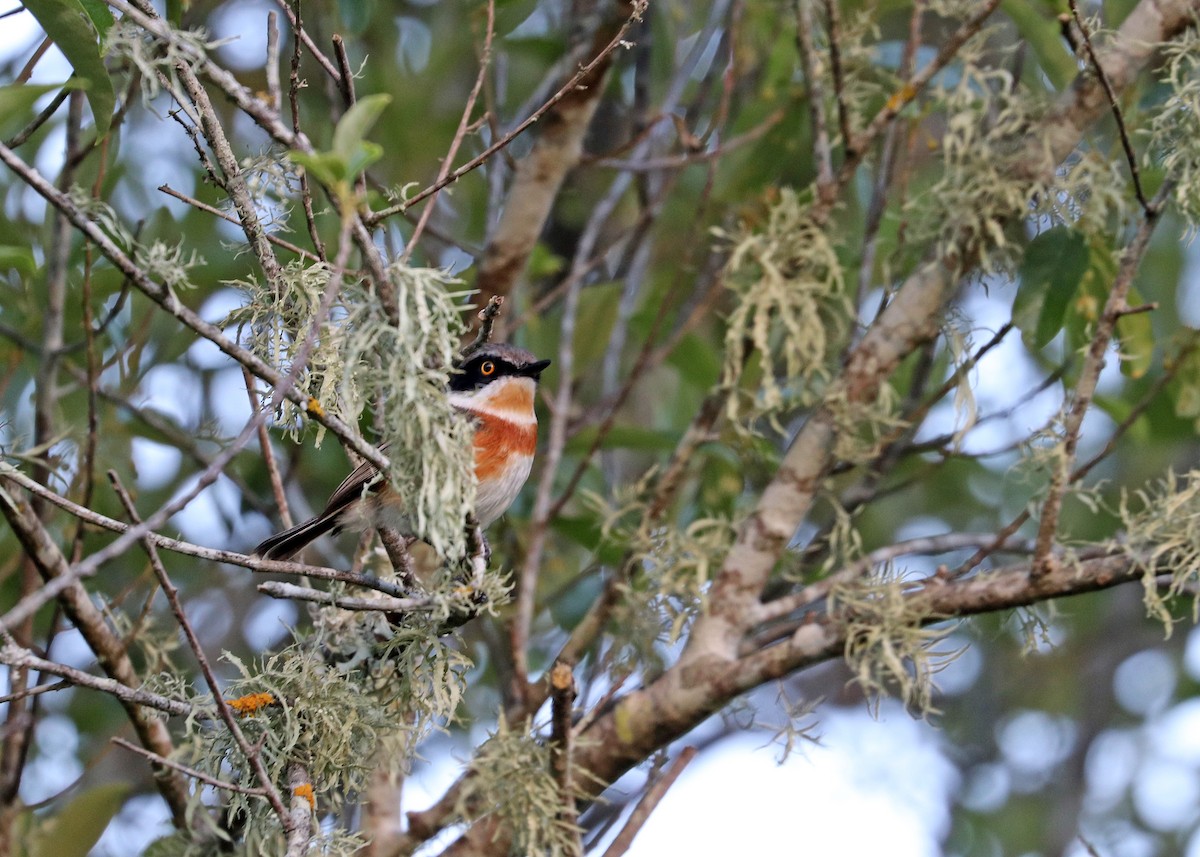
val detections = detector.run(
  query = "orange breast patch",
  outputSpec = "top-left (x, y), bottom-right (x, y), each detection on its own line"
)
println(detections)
top-left (486, 379), bottom-right (535, 416)
top-left (473, 416), bottom-right (537, 480)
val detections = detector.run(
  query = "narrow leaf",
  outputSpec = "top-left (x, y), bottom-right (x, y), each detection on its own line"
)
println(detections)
top-left (331, 93), bottom-right (392, 164)
top-left (0, 81), bottom-right (80, 138)
top-left (28, 783), bottom-right (129, 857)
top-left (23, 0), bottom-right (115, 137)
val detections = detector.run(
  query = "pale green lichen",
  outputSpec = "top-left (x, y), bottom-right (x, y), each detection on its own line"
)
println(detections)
top-left (830, 564), bottom-right (962, 715)
top-left (458, 716), bottom-right (583, 857)
top-left (1118, 470), bottom-right (1200, 633)
top-left (719, 188), bottom-right (851, 427)
top-left (1146, 27), bottom-right (1200, 228)
top-left (230, 259), bottom-right (477, 559)
top-left (586, 486), bottom-right (736, 675)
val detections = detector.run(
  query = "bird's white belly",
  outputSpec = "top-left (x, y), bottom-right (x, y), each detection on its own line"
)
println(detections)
top-left (475, 453), bottom-right (534, 526)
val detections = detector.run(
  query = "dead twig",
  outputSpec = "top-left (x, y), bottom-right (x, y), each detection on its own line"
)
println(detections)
top-left (1068, 0), bottom-right (1151, 215)
top-left (601, 747), bottom-right (698, 857)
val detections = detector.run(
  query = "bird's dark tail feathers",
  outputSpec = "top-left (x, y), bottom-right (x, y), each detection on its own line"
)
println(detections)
top-left (254, 513), bottom-right (339, 561)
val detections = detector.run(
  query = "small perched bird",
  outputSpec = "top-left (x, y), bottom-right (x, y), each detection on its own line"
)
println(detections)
top-left (254, 343), bottom-right (551, 560)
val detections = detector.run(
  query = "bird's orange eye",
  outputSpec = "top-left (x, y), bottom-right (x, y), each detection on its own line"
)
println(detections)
top-left (480, 361), bottom-right (496, 376)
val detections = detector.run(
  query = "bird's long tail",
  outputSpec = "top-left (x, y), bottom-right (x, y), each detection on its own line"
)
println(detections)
top-left (253, 513), bottom-right (339, 561)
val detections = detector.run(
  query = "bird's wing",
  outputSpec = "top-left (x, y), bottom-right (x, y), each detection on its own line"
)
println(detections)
top-left (318, 443), bottom-right (389, 516)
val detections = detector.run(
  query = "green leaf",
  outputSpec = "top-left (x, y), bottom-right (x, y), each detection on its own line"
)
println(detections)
top-left (23, 0), bottom-right (115, 138)
top-left (343, 140), bottom-right (383, 180)
top-left (338, 0), bottom-right (376, 35)
top-left (0, 81), bottom-right (88, 139)
top-left (666, 333), bottom-right (722, 391)
top-left (0, 246), bottom-right (38, 276)
top-left (288, 150), bottom-right (344, 186)
top-left (332, 93), bottom-right (392, 166)
top-left (76, 0), bottom-right (114, 39)
top-left (1013, 227), bottom-right (1090, 350)
top-left (28, 783), bottom-right (129, 857)
top-left (1001, 0), bottom-right (1075, 90)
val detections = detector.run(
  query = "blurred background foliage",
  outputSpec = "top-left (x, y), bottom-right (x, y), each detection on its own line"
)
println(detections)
top-left (2, 0), bottom-right (1200, 855)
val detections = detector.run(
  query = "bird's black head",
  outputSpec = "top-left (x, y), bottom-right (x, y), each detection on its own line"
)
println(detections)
top-left (450, 343), bottom-right (551, 393)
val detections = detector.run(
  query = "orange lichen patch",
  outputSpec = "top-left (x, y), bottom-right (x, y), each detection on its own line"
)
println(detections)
top-left (293, 782), bottom-right (315, 809)
top-left (885, 82), bottom-right (917, 114)
top-left (482, 378), bottom-right (534, 416)
top-left (227, 692), bottom-right (276, 716)
top-left (306, 397), bottom-right (325, 418)
top-left (472, 417), bottom-right (536, 480)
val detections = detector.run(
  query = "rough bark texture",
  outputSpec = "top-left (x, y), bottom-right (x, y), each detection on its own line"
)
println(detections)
top-left (472, 0), bottom-right (632, 316)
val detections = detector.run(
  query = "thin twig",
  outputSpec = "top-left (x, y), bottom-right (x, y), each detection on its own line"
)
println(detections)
top-left (287, 0), bottom-right (328, 261)
top-left (754, 532), bottom-right (1036, 629)
top-left (4, 89), bottom-right (69, 148)
top-left (1032, 180), bottom-right (1172, 576)
top-left (460, 296), bottom-right (505, 360)
top-left (113, 738), bottom-right (269, 797)
top-left (854, 0), bottom-right (923, 313)
top-left (1068, 0), bottom-right (1150, 214)
top-left (332, 35), bottom-right (356, 107)
top-left (402, 0), bottom-right (496, 263)
top-left (822, 0), bottom-right (852, 153)
top-left (109, 472), bottom-right (293, 828)
top-left (266, 12), bottom-right (282, 114)
top-left (831, 0), bottom-right (1002, 210)
top-left (591, 108), bottom-right (783, 171)
top-left (177, 65), bottom-right (286, 292)
top-left (0, 138), bottom-right (391, 477)
top-left (0, 680), bottom-right (70, 705)
top-left (601, 747), bottom-right (697, 857)
top-left (257, 581), bottom-right (432, 614)
top-left (245, 368), bottom-right (294, 529)
top-left (794, 0), bottom-right (835, 201)
top-left (0, 641), bottom-right (193, 717)
top-left (366, 0), bottom-right (648, 225)
top-left (0, 467), bottom-right (408, 598)
top-left (273, 0), bottom-right (343, 85)
top-left (157, 185), bottom-right (323, 262)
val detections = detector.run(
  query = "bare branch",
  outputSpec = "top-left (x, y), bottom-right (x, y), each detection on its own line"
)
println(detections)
top-left (549, 660), bottom-right (579, 840)
top-left (795, 0), bottom-right (835, 201)
top-left (0, 482), bottom-right (193, 826)
top-left (113, 738), bottom-right (269, 797)
top-left (601, 747), bottom-right (697, 857)
top-left (1032, 179), bottom-right (1172, 576)
top-left (108, 473), bottom-right (293, 829)
top-left (0, 641), bottom-right (193, 718)
top-left (1068, 0), bottom-right (1151, 214)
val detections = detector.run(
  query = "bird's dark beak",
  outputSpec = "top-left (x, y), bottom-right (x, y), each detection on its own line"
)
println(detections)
top-left (520, 359), bottom-right (552, 379)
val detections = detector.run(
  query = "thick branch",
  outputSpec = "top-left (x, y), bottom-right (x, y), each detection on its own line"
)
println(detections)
top-left (0, 488), bottom-right (192, 826)
top-left (470, 0), bottom-right (636, 314)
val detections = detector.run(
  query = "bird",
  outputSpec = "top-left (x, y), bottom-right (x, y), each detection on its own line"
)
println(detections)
top-left (253, 343), bottom-right (551, 561)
